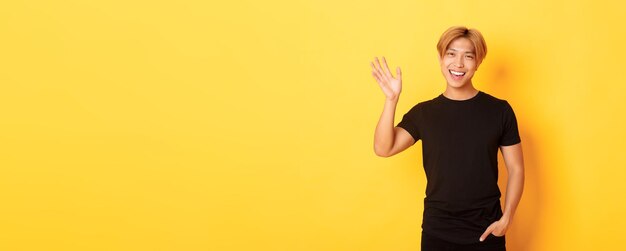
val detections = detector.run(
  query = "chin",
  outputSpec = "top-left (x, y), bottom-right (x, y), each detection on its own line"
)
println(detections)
top-left (446, 80), bottom-right (467, 88)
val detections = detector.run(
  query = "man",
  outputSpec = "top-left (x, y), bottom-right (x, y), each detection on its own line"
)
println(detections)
top-left (371, 26), bottom-right (524, 251)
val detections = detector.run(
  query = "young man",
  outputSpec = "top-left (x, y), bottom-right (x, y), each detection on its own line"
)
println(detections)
top-left (371, 26), bottom-right (524, 251)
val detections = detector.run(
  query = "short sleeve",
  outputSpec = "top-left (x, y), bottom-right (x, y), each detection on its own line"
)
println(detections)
top-left (396, 104), bottom-right (421, 142)
top-left (499, 101), bottom-right (521, 146)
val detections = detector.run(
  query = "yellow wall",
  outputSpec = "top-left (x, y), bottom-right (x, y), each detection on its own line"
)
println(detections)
top-left (1, 0), bottom-right (625, 250)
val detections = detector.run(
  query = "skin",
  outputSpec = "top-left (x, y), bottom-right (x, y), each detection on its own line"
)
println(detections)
top-left (371, 37), bottom-right (525, 242)
top-left (438, 37), bottom-right (479, 100)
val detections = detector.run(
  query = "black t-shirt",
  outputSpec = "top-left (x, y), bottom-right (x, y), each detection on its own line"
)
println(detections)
top-left (397, 91), bottom-right (521, 245)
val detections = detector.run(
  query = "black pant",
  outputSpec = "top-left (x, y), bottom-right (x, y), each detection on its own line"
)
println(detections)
top-left (421, 231), bottom-right (506, 251)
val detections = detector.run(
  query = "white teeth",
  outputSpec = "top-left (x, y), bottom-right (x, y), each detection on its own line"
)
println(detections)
top-left (450, 70), bottom-right (465, 76)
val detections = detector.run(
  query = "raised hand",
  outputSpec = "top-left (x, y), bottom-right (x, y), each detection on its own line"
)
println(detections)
top-left (371, 56), bottom-right (402, 102)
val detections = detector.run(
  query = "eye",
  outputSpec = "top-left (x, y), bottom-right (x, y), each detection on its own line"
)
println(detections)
top-left (446, 52), bottom-right (454, 56)
top-left (466, 55), bottom-right (474, 59)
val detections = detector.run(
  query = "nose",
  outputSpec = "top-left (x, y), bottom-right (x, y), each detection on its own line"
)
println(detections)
top-left (454, 56), bottom-right (464, 68)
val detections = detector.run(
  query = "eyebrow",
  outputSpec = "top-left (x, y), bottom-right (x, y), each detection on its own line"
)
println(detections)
top-left (447, 48), bottom-right (476, 54)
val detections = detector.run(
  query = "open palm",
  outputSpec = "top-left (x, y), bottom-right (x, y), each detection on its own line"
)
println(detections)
top-left (371, 56), bottom-right (402, 101)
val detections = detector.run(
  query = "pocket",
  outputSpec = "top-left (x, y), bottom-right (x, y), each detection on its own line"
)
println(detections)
top-left (485, 233), bottom-right (506, 245)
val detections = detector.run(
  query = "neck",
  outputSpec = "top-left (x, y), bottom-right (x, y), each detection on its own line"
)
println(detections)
top-left (443, 83), bottom-right (478, 100)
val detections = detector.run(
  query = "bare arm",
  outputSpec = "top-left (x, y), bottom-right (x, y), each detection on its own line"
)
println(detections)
top-left (500, 143), bottom-right (525, 223)
top-left (480, 142), bottom-right (525, 241)
top-left (373, 100), bottom-right (415, 157)
top-left (370, 56), bottom-right (415, 157)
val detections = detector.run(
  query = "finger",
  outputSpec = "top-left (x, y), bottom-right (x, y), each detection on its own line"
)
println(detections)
top-left (374, 57), bottom-right (389, 82)
top-left (371, 65), bottom-right (391, 93)
top-left (479, 225), bottom-right (495, 242)
top-left (372, 62), bottom-right (389, 87)
top-left (396, 67), bottom-right (402, 79)
top-left (492, 230), bottom-right (505, 237)
top-left (372, 70), bottom-right (391, 93)
top-left (371, 63), bottom-right (385, 83)
top-left (371, 71), bottom-right (382, 84)
top-left (491, 226), bottom-right (506, 237)
top-left (382, 57), bottom-right (394, 78)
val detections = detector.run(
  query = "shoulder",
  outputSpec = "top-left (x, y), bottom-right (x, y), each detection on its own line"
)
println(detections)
top-left (413, 95), bottom-right (440, 109)
top-left (480, 91), bottom-right (507, 104)
top-left (402, 97), bottom-right (437, 119)
top-left (479, 92), bottom-right (519, 125)
top-left (479, 91), bottom-right (514, 109)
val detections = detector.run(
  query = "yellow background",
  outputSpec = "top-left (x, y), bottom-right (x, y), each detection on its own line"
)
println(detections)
top-left (1, 0), bottom-right (625, 250)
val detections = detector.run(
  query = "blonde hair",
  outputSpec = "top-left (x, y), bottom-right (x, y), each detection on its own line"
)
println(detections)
top-left (437, 26), bottom-right (487, 65)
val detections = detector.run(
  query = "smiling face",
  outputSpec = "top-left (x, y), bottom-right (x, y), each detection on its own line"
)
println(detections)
top-left (438, 37), bottom-right (479, 89)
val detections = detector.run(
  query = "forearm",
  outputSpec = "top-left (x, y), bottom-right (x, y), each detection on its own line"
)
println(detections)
top-left (373, 99), bottom-right (399, 156)
top-left (502, 166), bottom-right (524, 221)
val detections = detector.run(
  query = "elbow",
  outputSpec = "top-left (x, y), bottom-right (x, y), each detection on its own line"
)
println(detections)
top-left (509, 165), bottom-right (525, 176)
top-left (375, 151), bottom-right (390, 158)
top-left (373, 145), bottom-right (391, 158)
top-left (507, 166), bottom-right (525, 180)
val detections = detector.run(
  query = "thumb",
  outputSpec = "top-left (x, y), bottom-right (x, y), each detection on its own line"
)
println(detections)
top-left (396, 67), bottom-right (402, 78)
top-left (479, 224), bottom-right (495, 242)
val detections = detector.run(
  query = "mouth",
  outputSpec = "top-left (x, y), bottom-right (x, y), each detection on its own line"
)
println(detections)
top-left (449, 70), bottom-right (466, 76)
top-left (449, 70), bottom-right (466, 80)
